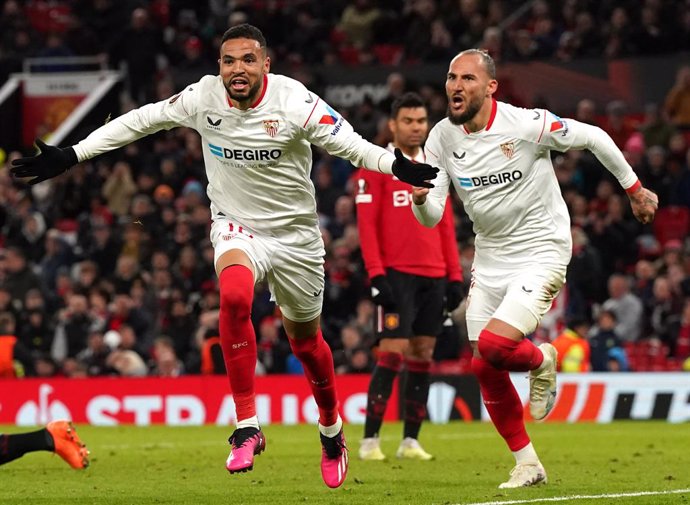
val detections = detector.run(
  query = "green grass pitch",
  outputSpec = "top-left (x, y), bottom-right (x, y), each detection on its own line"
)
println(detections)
top-left (1, 422), bottom-right (688, 505)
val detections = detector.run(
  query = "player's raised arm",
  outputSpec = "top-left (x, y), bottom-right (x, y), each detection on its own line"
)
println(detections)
top-left (411, 131), bottom-right (450, 227)
top-left (11, 84), bottom-right (200, 185)
top-left (300, 97), bottom-right (438, 187)
top-left (535, 112), bottom-right (658, 224)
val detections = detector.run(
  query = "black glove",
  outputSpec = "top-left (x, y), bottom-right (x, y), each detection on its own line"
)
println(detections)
top-left (445, 281), bottom-right (465, 313)
top-left (370, 275), bottom-right (396, 310)
top-left (10, 139), bottom-right (78, 185)
top-left (391, 148), bottom-right (439, 189)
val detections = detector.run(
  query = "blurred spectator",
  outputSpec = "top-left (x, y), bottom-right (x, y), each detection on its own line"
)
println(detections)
top-left (172, 36), bottom-right (215, 91)
top-left (602, 101), bottom-right (637, 150)
top-left (110, 8), bottom-right (164, 104)
top-left (327, 195), bottom-right (355, 240)
top-left (149, 336), bottom-right (183, 377)
top-left (38, 230), bottom-right (74, 293)
top-left (338, 0), bottom-right (380, 51)
top-left (106, 349), bottom-right (148, 377)
top-left (2, 247), bottom-right (41, 308)
top-left (0, 312), bottom-right (32, 377)
top-left (75, 327), bottom-right (112, 376)
top-left (675, 300), bottom-right (690, 360)
top-left (107, 294), bottom-right (152, 347)
top-left (103, 162), bottom-right (137, 217)
top-left (85, 221), bottom-right (120, 276)
top-left (647, 276), bottom-right (683, 351)
top-left (552, 318), bottom-right (591, 372)
top-left (17, 308), bottom-right (53, 358)
top-left (602, 274), bottom-right (644, 342)
top-left (664, 65), bottom-right (690, 128)
top-left (257, 316), bottom-right (291, 374)
top-left (575, 99), bottom-right (598, 126)
top-left (402, 0), bottom-right (452, 63)
top-left (566, 226), bottom-right (604, 318)
top-left (603, 7), bottom-right (637, 59)
top-left (314, 163), bottom-right (345, 220)
top-left (639, 103), bottom-right (676, 149)
top-left (333, 323), bottom-right (371, 374)
top-left (589, 309), bottom-right (628, 371)
top-left (52, 294), bottom-right (94, 361)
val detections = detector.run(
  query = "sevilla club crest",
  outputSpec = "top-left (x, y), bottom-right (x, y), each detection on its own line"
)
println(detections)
top-left (500, 141), bottom-right (515, 159)
top-left (263, 119), bottom-right (279, 138)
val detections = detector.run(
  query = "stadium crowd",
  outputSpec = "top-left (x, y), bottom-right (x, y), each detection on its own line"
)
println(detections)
top-left (0, 0), bottom-right (689, 378)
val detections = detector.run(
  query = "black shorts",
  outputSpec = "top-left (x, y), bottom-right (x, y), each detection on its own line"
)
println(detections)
top-left (375, 268), bottom-right (447, 339)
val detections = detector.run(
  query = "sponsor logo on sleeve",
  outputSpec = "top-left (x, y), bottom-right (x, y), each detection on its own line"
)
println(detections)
top-left (318, 103), bottom-right (345, 136)
top-left (319, 104), bottom-right (339, 125)
top-left (549, 113), bottom-right (569, 136)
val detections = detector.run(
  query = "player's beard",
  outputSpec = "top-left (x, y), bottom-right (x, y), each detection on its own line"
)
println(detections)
top-left (224, 78), bottom-right (262, 105)
top-left (447, 96), bottom-right (483, 126)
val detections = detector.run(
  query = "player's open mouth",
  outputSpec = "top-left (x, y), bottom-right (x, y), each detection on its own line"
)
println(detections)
top-left (231, 78), bottom-right (249, 91)
top-left (451, 95), bottom-right (464, 109)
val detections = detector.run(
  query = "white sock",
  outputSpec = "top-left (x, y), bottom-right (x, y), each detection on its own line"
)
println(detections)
top-left (318, 416), bottom-right (343, 437)
top-left (513, 442), bottom-right (539, 465)
top-left (237, 415), bottom-right (259, 430)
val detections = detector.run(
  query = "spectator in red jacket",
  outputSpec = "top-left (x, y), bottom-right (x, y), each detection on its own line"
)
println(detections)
top-left (355, 92), bottom-right (463, 462)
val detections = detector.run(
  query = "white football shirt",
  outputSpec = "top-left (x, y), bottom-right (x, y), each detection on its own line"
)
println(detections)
top-left (413, 100), bottom-right (639, 269)
top-left (73, 73), bottom-right (395, 243)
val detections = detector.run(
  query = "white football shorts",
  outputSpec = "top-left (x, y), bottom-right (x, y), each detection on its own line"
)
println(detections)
top-left (210, 216), bottom-right (325, 322)
top-left (465, 263), bottom-right (566, 341)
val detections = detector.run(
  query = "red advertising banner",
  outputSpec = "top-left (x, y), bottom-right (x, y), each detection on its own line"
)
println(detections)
top-left (2, 373), bottom-right (687, 426)
top-left (0, 375), bottom-right (397, 427)
top-left (506, 373), bottom-right (690, 424)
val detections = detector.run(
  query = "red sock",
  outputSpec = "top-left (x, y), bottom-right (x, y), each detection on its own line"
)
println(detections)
top-left (218, 265), bottom-right (257, 422)
top-left (478, 329), bottom-right (544, 372)
top-left (289, 329), bottom-right (339, 426)
top-left (472, 356), bottom-right (530, 452)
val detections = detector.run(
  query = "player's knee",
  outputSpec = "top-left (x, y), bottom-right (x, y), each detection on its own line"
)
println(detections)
top-left (221, 289), bottom-right (252, 319)
top-left (219, 266), bottom-right (254, 320)
top-left (288, 334), bottom-right (318, 359)
top-left (470, 356), bottom-right (485, 378)
top-left (477, 337), bottom-right (505, 368)
top-left (408, 345), bottom-right (433, 362)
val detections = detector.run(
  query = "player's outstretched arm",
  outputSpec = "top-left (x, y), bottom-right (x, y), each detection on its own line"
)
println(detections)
top-left (391, 148), bottom-right (439, 188)
top-left (10, 139), bottom-right (78, 185)
top-left (627, 185), bottom-right (658, 224)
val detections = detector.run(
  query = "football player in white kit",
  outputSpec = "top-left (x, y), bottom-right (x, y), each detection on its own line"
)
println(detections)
top-left (412, 49), bottom-right (658, 488)
top-left (10, 24), bottom-right (438, 489)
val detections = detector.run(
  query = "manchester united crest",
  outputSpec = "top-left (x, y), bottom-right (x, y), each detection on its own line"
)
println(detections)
top-left (500, 141), bottom-right (515, 159)
top-left (384, 313), bottom-right (400, 330)
top-left (263, 119), bottom-right (279, 138)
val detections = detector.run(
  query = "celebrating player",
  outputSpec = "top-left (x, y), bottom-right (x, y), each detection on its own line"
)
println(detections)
top-left (10, 24), bottom-right (438, 488)
top-left (355, 92), bottom-right (463, 461)
top-left (411, 49), bottom-right (657, 488)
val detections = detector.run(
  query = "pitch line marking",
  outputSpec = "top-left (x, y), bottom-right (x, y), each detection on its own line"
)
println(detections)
top-left (461, 488), bottom-right (690, 505)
